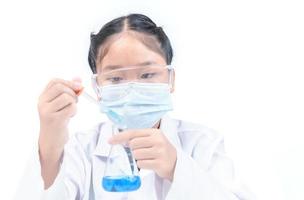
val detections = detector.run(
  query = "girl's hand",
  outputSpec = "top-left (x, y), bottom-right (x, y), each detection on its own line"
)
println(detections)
top-left (38, 78), bottom-right (83, 188)
top-left (109, 129), bottom-right (177, 181)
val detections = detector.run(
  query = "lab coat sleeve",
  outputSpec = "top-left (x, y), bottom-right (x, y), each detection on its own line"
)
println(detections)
top-left (14, 145), bottom-right (68, 200)
top-left (165, 135), bottom-right (255, 200)
top-left (40, 134), bottom-right (91, 200)
top-left (40, 164), bottom-right (68, 200)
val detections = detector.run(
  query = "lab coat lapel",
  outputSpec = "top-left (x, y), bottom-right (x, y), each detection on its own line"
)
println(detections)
top-left (160, 114), bottom-right (182, 150)
top-left (93, 120), bottom-right (113, 157)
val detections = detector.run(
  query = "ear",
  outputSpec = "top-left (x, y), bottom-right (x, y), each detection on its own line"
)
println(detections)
top-left (170, 70), bottom-right (175, 93)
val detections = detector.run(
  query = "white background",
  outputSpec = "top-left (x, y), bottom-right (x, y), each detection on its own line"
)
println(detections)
top-left (0, 0), bottom-right (303, 199)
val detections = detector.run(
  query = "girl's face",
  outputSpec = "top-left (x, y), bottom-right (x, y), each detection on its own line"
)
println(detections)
top-left (95, 33), bottom-right (175, 92)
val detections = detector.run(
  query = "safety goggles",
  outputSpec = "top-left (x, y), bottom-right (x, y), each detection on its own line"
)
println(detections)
top-left (92, 64), bottom-right (174, 98)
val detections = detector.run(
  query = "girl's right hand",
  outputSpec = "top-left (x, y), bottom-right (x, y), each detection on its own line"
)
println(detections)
top-left (37, 78), bottom-right (83, 188)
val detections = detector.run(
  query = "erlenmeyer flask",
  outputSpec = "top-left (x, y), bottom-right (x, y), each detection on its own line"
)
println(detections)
top-left (102, 125), bottom-right (141, 192)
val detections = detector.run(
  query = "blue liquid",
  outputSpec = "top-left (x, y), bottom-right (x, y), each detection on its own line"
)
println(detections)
top-left (102, 176), bottom-right (141, 192)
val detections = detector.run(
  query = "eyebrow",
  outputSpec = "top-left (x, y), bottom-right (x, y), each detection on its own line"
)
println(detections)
top-left (103, 61), bottom-right (157, 71)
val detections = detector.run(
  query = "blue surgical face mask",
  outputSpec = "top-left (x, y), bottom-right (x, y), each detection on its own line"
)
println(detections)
top-left (99, 82), bottom-right (173, 130)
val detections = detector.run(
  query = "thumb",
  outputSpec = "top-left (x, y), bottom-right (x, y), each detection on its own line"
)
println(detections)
top-left (72, 77), bottom-right (82, 83)
top-left (72, 77), bottom-right (83, 95)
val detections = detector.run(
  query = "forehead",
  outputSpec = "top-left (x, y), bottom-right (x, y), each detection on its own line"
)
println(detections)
top-left (96, 32), bottom-right (166, 73)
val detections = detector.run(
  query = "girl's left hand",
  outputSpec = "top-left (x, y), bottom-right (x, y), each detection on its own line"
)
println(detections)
top-left (108, 129), bottom-right (177, 181)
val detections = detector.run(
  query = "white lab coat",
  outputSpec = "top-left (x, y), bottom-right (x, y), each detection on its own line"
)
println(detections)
top-left (19, 115), bottom-right (254, 200)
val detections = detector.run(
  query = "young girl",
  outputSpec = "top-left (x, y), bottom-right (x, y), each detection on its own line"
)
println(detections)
top-left (38, 13), bottom-right (253, 200)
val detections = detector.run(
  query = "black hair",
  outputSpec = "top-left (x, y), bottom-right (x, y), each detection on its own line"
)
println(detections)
top-left (88, 13), bottom-right (173, 73)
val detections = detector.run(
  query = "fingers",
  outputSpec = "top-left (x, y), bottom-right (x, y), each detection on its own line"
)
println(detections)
top-left (128, 137), bottom-right (154, 150)
top-left (71, 77), bottom-right (84, 96)
top-left (136, 159), bottom-right (157, 170)
top-left (50, 92), bottom-right (77, 112)
top-left (44, 83), bottom-right (78, 103)
top-left (45, 78), bottom-right (81, 91)
top-left (72, 77), bottom-right (82, 83)
top-left (108, 129), bottom-right (152, 144)
top-left (38, 78), bottom-right (82, 123)
top-left (40, 78), bottom-right (83, 103)
top-left (133, 147), bottom-right (156, 160)
top-left (56, 102), bottom-right (77, 118)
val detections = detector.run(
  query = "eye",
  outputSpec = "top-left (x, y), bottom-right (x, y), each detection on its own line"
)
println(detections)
top-left (107, 76), bottom-right (123, 84)
top-left (141, 73), bottom-right (156, 79)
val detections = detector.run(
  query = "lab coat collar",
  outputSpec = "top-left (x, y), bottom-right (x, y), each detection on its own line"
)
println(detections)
top-left (93, 114), bottom-right (182, 157)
